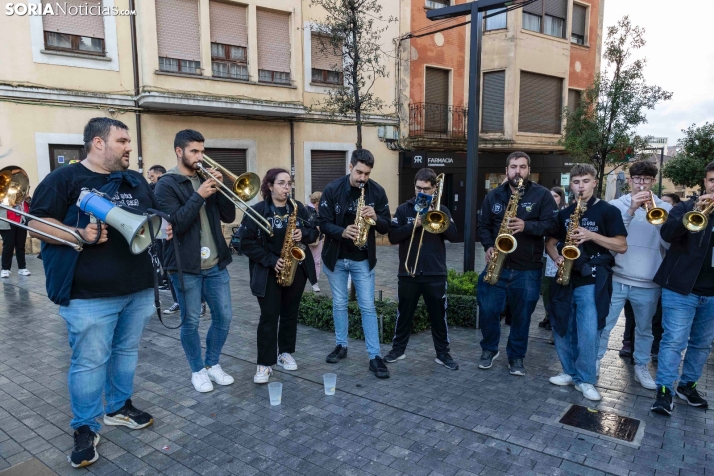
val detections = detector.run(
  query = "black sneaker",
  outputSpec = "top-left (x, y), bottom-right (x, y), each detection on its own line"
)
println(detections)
top-left (676, 382), bottom-right (708, 408)
top-left (619, 341), bottom-right (632, 358)
top-left (384, 350), bottom-right (405, 363)
top-left (508, 359), bottom-right (526, 376)
top-left (478, 350), bottom-right (499, 369)
top-left (651, 386), bottom-right (674, 416)
top-left (435, 353), bottom-right (459, 370)
top-left (369, 357), bottom-right (390, 378)
top-left (71, 425), bottom-right (100, 468)
top-left (326, 345), bottom-right (348, 364)
top-left (103, 399), bottom-right (154, 429)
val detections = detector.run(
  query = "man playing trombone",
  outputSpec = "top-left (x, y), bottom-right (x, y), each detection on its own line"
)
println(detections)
top-left (154, 130), bottom-right (237, 394)
top-left (384, 168), bottom-right (459, 369)
top-left (651, 161), bottom-right (714, 415)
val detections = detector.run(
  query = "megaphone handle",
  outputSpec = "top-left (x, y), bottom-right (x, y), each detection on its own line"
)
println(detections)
top-left (85, 215), bottom-right (102, 245)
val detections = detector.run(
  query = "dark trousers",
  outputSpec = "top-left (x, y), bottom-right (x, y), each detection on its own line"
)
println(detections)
top-left (256, 268), bottom-right (307, 366)
top-left (478, 268), bottom-right (542, 360)
top-left (391, 277), bottom-right (450, 356)
top-left (0, 226), bottom-right (27, 270)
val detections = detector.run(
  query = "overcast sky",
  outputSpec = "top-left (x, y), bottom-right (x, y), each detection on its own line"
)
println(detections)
top-left (602, 1), bottom-right (714, 147)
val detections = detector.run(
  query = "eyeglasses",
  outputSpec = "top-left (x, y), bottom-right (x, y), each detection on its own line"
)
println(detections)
top-left (415, 186), bottom-right (434, 193)
top-left (275, 180), bottom-right (294, 188)
top-left (632, 177), bottom-right (654, 184)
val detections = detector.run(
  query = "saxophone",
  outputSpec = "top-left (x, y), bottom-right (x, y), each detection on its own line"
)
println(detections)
top-left (556, 193), bottom-right (586, 286)
top-left (484, 178), bottom-right (524, 285)
top-left (354, 183), bottom-right (376, 248)
top-left (276, 197), bottom-right (307, 287)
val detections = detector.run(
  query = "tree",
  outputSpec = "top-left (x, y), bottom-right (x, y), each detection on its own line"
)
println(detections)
top-left (662, 122), bottom-right (714, 190)
top-left (308, 0), bottom-right (394, 149)
top-left (561, 16), bottom-right (672, 196)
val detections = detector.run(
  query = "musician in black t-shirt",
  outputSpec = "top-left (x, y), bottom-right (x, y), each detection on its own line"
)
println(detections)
top-left (29, 118), bottom-right (163, 468)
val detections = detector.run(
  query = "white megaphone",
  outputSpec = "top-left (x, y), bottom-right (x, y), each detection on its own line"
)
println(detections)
top-left (77, 190), bottom-right (162, 255)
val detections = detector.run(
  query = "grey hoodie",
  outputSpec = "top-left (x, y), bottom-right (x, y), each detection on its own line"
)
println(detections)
top-left (609, 193), bottom-right (672, 288)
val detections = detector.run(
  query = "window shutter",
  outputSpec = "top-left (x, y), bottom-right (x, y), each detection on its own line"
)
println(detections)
top-left (482, 71), bottom-right (505, 133)
top-left (523, 0), bottom-right (542, 14)
top-left (544, 0), bottom-right (567, 19)
top-left (203, 148), bottom-right (247, 187)
top-left (518, 72), bottom-right (563, 134)
top-left (311, 151), bottom-right (346, 193)
top-left (311, 34), bottom-right (341, 71)
top-left (42, 0), bottom-right (104, 38)
top-left (257, 10), bottom-right (291, 73)
top-left (572, 4), bottom-right (586, 36)
top-left (567, 89), bottom-right (581, 115)
top-left (209, 1), bottom-right (248, 47)
top-left (155, 0), bottom-right (200, 61)
top-left (425, 67), bottom-right (449, 105)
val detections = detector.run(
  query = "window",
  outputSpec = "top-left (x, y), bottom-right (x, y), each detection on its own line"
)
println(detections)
top-left (257, 10), bottom-right (291, 86)
top-left (424, 67), bottom-right (450, 134)
top-left (482, 71), bottom-right (505, 133)
top-left (522, 0), bottom-right (567, 39)
top-left (311, 33), bottom-right (343, 86)
top-left (209, 1), bottom-right (249, 79)
top-left (42, 0), bottom-right (105, 55)
top-left (485, 8), bottom-right (507, 31)
top-left (211, 42), bottom-right (248, 80)
top-left (571, 4), bottom-right (587, 44)
top-left (49, 145), bottom-right (85, 173)
top-left (425, 0), bottom-right (449, 9)
top-left (159, 57), bottom-right (200, 74)
top-left (44, 32), bottom-right (105, 55)
top-left (518, 71), bottom-right (563, 134)
top-left (311, 150), bottom-right (346, 193)
top-left (155, 0), bottom-right (201, 74)
top-left (312, 69), bottom-right (343, 85)
top-left (259, 70), bottom-right (291, 84)
top-left (203, 148), bottom-right (246, 188)
top-left (567, 89), bottom-right (581, 115)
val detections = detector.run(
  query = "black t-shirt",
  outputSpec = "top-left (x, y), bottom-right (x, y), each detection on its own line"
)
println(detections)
top-left (553, 196), bottom-right (627, 288)
top-left (30, 163), bottom-right (155, 300)
top-left (338, 186), bottom-right (368, 262)
top-left (693, 228), bottom-right (714, 296)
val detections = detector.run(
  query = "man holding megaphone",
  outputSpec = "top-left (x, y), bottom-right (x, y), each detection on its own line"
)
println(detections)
top-left (28, 117), bottom-right (172, 469)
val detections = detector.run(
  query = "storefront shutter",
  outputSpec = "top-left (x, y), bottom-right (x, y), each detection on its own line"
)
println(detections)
top-left (518, 71), bottom-right (563, 134)
top-left (203, 148), bottom-right (247, 188)
top-left (311, 151), bottom-right (346, 194)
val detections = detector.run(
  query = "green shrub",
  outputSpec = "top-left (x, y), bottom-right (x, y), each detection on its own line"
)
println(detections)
top-left (447, 269), bottom-right (479, 296)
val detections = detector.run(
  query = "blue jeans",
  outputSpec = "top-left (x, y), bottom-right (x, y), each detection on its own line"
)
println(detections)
top-left (170, 265), bottom-right (233, 373)
top-left (655, 288), bottom-right (714, 392)
top-left (324, 259), bottom-right (381, 359)
top-left (477, 268), bottom-right (542, 360)
top-left (598, 282), bottom-right (660, 365)
top-left (553, 285), bottom-right (598, 385)
top-left (59, 289), bottom-right (154, 432)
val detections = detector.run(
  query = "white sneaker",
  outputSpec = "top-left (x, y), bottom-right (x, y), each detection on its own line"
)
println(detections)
top-left (596, 360), bottom-right (600, 377)
top-left (0, 270), bottom-right (9, 278)
top-left (17, 269), bottom-right (30, 276)
top-left (634, 364), bottom-right (656, 390)
top-left (254, 365), bottom-right (272, 384)
top-left (163, 303), bottom-right (180, 314)
top-left (191, 368), bottom-right (214, 393)
top-left (575, 382), bottom-right (602, 401)
top-left (206, 364), bottom-right (234, 386)
top-left (312, 284), bottom-right (320, 292)
top-left (549, 373), bottom-right (574, 386)
top-left (277, 353), bottom-right (298, 371)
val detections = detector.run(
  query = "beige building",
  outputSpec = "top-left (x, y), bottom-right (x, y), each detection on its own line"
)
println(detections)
top-left (0, 0), bottom-right (400, 220)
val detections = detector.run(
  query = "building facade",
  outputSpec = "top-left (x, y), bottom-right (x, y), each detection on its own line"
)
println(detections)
top-left (0, 0), bottom-right (400, 221)
top-left (397, 0), bottom-right (604, 240)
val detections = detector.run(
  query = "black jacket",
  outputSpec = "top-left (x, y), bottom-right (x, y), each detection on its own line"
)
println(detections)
top-left (388, 198), bottom-right (458, 278)
top-left (654, 200), bottom-right (713, 295)
top-left (477, 180), bottom-right (558, 270)
top-left (239, 197), bottom-right (319, 297)
top-left (318, 175), bottom-right (392, 272)
top-left (154, 171), bottom-right (236, 274)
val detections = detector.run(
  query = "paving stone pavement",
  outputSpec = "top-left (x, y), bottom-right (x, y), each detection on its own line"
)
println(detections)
top-left (0, 244), bottom-right (711, 476)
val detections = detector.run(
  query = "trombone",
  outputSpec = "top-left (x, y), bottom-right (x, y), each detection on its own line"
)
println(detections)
top-left (640, 187), bottom-right (668, 225)
top-left (405, 173), bottom-right (449, 277)
top-left (196, 154), bottom-right (274, 236)
top-left (0, 166), bottom-right (84, 251)
top-left (683, 198), bottom-right (714, 232)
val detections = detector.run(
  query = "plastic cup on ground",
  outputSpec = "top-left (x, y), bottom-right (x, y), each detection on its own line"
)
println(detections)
top-left (323, 373), bottom-right (336, 395)
top-left (268, 382), bottom-right (282, 405)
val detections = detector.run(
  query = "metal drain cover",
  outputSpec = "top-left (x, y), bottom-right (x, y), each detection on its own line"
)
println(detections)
top-left (559, 405), bottom-right (641, 442)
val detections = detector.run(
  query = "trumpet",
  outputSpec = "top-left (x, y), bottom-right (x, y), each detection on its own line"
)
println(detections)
top-left (683, 198), bottom-right (714, 232)
top-left (0, 166), bottom-right (84, 251)
top-left (405, 173), bottom-right (448, 276)
top-left (195, 154), bottom-right (273, 236)
top-left (640, 187), bottom-right (668, 225)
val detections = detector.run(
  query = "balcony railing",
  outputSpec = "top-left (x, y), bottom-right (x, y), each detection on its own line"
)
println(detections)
top-left (409, 103), bottom-right (468, 140)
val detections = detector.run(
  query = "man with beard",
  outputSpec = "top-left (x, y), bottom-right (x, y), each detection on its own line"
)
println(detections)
top-left (154, 130), bottom-right (236, 394)
top-left (29, 117), bottom-right (165, 468)
top-left (477, 151), bottom-right (558, 376)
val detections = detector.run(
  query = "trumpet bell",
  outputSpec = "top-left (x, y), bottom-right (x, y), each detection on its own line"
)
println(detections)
top-left (232, 172), bottom-right (261, 202)
top-left (495, 233), bottom-right (517, 253)
top-left (423, 210), bottom-right (449, 234)
top-left (683, 211), bottom-right (708, 232)
top-left (646, 208), bottom-right (668, 225)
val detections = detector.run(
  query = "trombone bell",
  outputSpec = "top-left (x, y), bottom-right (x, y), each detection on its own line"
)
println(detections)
top-left (423, 209), bottom-right (448, 234)
top-left (232, 172), bottom-right (260, 202)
